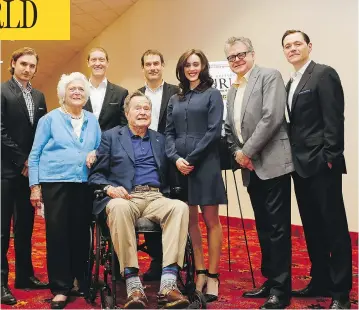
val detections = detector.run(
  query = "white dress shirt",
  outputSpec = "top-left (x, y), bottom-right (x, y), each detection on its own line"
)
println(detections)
top-left (145, 80), bottom-right (164, 131)
top-left (288, 59), bottom-right (312, 111)
top-left (89, 78), bottom-right (107, 120)
top-left (233, 65), bottom-right (255, 144)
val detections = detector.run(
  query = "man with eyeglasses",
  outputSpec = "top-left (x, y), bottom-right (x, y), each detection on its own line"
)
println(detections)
top-left (224, 36), bottom-right (293, 309)
top-left (282, 30), bottom-right (352, 310)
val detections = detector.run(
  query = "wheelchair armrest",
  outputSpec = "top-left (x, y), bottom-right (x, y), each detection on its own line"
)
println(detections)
top-left (94, 189), bottom-right (106, 200)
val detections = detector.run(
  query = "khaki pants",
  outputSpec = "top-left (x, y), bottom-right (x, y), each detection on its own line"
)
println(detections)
top-left (106, 191), bottom-right (189, 273)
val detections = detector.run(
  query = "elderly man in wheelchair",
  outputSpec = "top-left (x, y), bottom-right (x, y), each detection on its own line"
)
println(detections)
top-left (88, 90), bottom-right (190, 309)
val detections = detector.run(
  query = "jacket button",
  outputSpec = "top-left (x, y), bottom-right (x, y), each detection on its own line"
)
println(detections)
top-left (291, 143), bottom-right (296, 147)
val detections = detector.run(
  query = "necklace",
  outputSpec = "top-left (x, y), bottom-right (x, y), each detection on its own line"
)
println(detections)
top-left (61, 105), bottom-right (83, 120)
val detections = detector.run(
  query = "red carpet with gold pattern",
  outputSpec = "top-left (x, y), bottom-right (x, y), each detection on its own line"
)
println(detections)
top-left (2, 216), bottom-right (358, 309)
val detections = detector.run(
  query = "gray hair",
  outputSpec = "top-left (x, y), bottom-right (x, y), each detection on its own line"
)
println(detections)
top-left (124, 90), bottom-right (152, 113)
top-left (224, 36), bottom-right (254, 55)
top-left (57, 72), bottom-right (90, 105)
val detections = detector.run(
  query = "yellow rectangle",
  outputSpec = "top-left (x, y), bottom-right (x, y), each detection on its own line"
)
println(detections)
top-left (0, 0), bottom-right (70, 40)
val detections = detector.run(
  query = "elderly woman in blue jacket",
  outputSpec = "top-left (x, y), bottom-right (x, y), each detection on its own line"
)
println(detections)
top-left (28, 72), bottom-right (101, 309)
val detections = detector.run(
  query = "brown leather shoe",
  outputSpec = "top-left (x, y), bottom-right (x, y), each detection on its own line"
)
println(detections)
top-left (157, 287), bottom-right (190, 309)
top-left (124, 290), bottom-right (148, 309)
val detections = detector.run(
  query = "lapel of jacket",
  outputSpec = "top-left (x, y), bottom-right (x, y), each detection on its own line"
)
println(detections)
top-left (285, 79), bottom-right (292, 120)
top-left (98, 81), bottom-right (114, 122)
top-left (148, 129), bottom-right (162, 169)
top-left (240, 65), bottom-right (260, 124)
top-left (118, 126), bottom-right (134, 162)
top-left (291, 60), bottom-right (315, 112)
top-left (85, 97), bottom-right (93, 112)
top-left (9, 79), bottom-right (32, 125)
top-left (31, 89), bottom-right (42, 123)
top-left (158, 82), bottom-right (170, 125)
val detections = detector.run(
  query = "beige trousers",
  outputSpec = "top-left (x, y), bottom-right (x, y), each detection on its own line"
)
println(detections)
top-left (106, 191), bottom-right (189, 273)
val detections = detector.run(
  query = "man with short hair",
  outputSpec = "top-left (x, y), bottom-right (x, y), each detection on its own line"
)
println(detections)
top-left (83, 47), bottom-right (128, 131)
top-left (83, 47), bottom-right (129, 282)
top-left (224, 36), bottom-right (293, 309)
top-left (1, 47), bottom-right (48, 305)
top-left (138, 50), bottom-right (179, 281)
top-left (88, 90), bottom-right (190, 309)
top-left (282, 30), bottom-right (352, 309)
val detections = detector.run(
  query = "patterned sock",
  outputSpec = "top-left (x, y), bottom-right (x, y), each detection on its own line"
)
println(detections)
top-left (159, 264), bottom-right (178, 293)
top-left (124, 267), bottom-right (144, 297)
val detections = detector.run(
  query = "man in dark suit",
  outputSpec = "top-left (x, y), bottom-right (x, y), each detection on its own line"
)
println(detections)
top-left (138, 50), bottom-right (179, 281)
top-left (88, 90), bottom-right (189, 309)
top-left (83, 47), bottom-right (128, 131)
top-left (282, 30), bottom-right (352, 309)
top-left (1, 47), bottom-right (48, 305)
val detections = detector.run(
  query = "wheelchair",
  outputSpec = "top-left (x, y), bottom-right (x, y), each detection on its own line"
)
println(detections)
top-left (85, 189), bottom-right (206, 309)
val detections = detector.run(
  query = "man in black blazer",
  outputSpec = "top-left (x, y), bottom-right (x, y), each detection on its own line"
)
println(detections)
top-left (1, 47), bottom-right (48, 305)
top-left (282, 30), bottom-right (352, 309)
top-left (137, 50), bottom-right (179, 281)
top-left (83, 47), bottom-right (128, 131)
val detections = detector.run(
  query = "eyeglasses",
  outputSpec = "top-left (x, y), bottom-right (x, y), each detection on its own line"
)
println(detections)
top-left (227, 51), bottom-right (252, 63)
top-left (68, 87), bottom-right (85, 93)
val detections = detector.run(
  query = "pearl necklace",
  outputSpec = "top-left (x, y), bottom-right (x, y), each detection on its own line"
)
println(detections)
top-left (61, 105), bottom-right (83, 120)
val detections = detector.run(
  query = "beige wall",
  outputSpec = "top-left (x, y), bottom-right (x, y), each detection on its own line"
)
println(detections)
top-left (27, 0), bottom-right (359, 231)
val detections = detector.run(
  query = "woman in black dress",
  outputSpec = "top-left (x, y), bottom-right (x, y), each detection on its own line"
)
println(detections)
top-left (165, 49), bottom-right (226, 302)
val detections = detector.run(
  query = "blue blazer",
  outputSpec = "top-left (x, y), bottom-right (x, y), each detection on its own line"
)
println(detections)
top-left (88, 125), bottom-right (169, 215)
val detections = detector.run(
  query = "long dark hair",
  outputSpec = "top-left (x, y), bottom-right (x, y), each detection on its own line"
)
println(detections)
top-left (176, 49), bottom-right (213, 100)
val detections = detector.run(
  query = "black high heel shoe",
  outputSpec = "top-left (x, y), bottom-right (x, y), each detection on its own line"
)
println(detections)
top-left (50, 295), bottom-right (68, 309)
top-left (195, 269), bottom-right (208, 292)
top-left (204, 272), bottom-right (220, 303)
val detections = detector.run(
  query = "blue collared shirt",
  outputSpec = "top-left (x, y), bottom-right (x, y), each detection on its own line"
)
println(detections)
top-left (128, 128), bottom-right (161, 188)
top-left (28, 108), bottom-right (101, 186)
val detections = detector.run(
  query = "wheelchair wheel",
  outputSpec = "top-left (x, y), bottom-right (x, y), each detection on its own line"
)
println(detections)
top-left (94, 221), bottom-right (101, 284)
top-left (177, 235), bottom-right (207, 309)
top-left (100, 288), bottom-right (114, 309)
top-left (187, 289), bottom-right (207, 309)
top-left (86, 223), bottom-right (97, 303)
top-left (178, 234), bottom-right (196, 294)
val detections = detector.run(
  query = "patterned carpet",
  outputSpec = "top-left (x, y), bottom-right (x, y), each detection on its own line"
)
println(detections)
top-left (2, 215), bottom-right (358, 309)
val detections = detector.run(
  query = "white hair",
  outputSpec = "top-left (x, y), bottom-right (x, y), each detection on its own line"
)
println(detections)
top-left (57, 72), bottom-right (90, 105)
top-left (224, 36), bottom-right (254, 55)
top-left (124, 90), bottom-right (152, 113)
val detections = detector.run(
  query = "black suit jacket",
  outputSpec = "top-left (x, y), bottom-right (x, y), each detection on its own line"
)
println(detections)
top-left (88, 125), bottom-right (169, 215)
top-left (138, 82), bottom-right (179, 134)
top-left (1, 78), bottom-right (47, 179)
top-left (286, 60), bottom-right (346, 178)
top-left (83, 81), bottom-right (128, 131)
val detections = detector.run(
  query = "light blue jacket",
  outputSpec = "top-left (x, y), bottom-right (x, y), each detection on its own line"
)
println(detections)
top-left (28, 108), bottom-right (101, 186)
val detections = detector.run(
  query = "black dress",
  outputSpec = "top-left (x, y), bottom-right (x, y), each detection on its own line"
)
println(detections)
top-left (165, 85), bottom-right (227, 206)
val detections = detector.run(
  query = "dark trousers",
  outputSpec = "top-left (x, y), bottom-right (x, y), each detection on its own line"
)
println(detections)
top-left (247, 172), bottom-right (292, 298)
top-left (292, 169), bottom-right (352, 299)
top-left (1, 176), bottom-right (35, 286)
top-left (42, 182), bottom-right (92, 296)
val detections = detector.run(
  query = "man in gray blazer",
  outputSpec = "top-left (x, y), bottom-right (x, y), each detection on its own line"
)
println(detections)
top-left (224, 37), bottom-right (293, 309)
